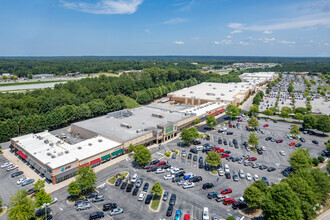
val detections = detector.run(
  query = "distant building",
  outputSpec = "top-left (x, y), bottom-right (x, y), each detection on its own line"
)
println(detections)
top-left (33, 74), bottom-right (53, 79)
top-left (2, 73), bottom-right (10, 76)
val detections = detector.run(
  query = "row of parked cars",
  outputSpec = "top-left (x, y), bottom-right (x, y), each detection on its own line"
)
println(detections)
top-left (1, 162), bottom-right (18, 171)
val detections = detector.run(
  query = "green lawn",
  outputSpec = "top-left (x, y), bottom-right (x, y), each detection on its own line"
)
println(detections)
top-left (150, 194), bottom-right (162, 211)
top-left (107, 171), bottom-right (128, 184)
top-left (0, 80), bottom-right (69, 87)
top-left (211, 170), bottom-right (218, 175)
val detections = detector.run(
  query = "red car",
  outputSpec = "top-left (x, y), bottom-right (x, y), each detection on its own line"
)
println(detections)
top-left (229, 124), bottom-right (233, 128)
top-left (184, 214), bottom-right (190, 220)
top-left (263, 124), bottom-right (269, 127)
top-left (155, 161), bottom-right (166, 166)
top-left (289, 142), bottom-right (296, 146)
top-left (221, 188), bottom-right (232, 194)
top-left (212, 147), bottom-right (224, 153)
top-left (248, 157), bottom-right (257, 161)
top-left (276, 139), bottom-right (283, 143)
top-left (223, 198), bottom-right (236, 205)
top-left (237, 119), bottom-right (242, 122)
top-left (220, 153), bottom-right (230, 158)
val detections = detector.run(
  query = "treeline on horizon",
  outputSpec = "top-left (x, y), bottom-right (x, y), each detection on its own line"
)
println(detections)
top-left (0, 68), bottom-right (241, 142)
top-left (1, 56), bottom-right (330, 76)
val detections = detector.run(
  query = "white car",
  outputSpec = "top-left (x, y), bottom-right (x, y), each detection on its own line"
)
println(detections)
top-left (280, 151), bottom-right (286, 156)
top-left (182, 182), bottom-right (194, 189)
top-left (163, 174), bottom-right (174, 180)
top-left (109, 208), bottom-right (124, 216)
top-left (51, 197), bottom-right (58, 204)
top-left (254, 174), bottom-right (260, 181)
top-left (170, 168), bottom-right (180, 174)
top-left (16, 177), bottom-right (27, 185)
top-left (217, 168), bottom-right (224, 176)
top-left (156, 168), bottom-right (165, 174)
top-left (239, 169), bottom-right (245, 179)
top-left (224, 164), bottom-right (230, 173)
top-left (261, 146), bottom-right (266, 151)
top-left (131, 173), bottom-right (138, 183)
top-left (177, 180), bottom-right (186, 186)
top-left (246, 173), bottom-right (252, 181)
top-left (203, 207), bottom-right (210, 220)
top-left (1, 162), bottom-right (12, 168)
top-left (7, 165), bottom-right (18, 171)
top-left (138, 191), bottom-right (146, 201)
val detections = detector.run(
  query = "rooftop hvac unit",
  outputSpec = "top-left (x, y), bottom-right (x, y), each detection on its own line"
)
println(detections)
top-left (49, 143), bottom-right (54, 146)
top-left (47, 152), bottom-right (51, 156)
top-left (209, 84), bottom-right (211, 86)
top-left (152, 113), bottom-right (164, 118)
top-left (213, 87), bottom-right (216, 90)
top-left (65, 151), bottom-right (69, 154)
top-left (221, 93), bottom-right (225, 96)
top-left (190, 91), bottom-right (193, 93)
top-left (88, 143), bottom-right (92, 146)
top-left (120, 123), bottom-right (132, 128)
top-left (44, 139), bottom-right (49, 144)
top-left (229, 90), bottom-right (233, 92)
top-left (77, 146), bottom-right (82, 150)
top-left (51, 155), bottom-right (56, 159)
top-left (136, 129), bottom-right (142, 133)
top-left (98, 139), bottom-right (103, 142)
top-left (58, 152), bottom-right (64, 156)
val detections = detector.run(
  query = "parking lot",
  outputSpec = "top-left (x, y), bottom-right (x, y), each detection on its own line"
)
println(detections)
top-left (45, 114), bottom-right (328, 220)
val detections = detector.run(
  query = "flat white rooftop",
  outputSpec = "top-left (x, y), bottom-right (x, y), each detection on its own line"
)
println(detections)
top-left (168, 82), bottom-right (256, 102)
top-left (12, 131), bottom-right (121, 169)
top-left (181, 102), bottom-right (227, 116)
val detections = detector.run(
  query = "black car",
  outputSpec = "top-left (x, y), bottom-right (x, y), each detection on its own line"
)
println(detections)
top-left (190, 148), bottom-right (198, 154)
top-left (166, 205), bottom-right (173, 216)
top-left (169, 194), bottom-right (176, 206)
top-left (257, 149), bottom-right (263, 155)
top-left (43, 215), bottom-right (53, 220)
top-left (259, 164), bottom-right (268, 170)
top-left (206, 136), bottom-right (210, 141)
top-left (143, 183), bottom-right (149, 192)
top-left (300, 137), bottom-right (306, 142)
top-left (147, 166), bottom-right (157, 172)
top-left (89, 212), bottom-right (105, 220)
top-left (132, 187), bottom-right (139, 196)
top-left (193, 140), bottom-right (201, 145)
top-left (273, 120), bottom-right (278, 123)
top-left (126, 183), bottom-right (134, 192)
top-left (267, 167), bottom-right (276, 172)
top-left (233, 139), bottom-right (238, 144)
top-left (115, 178), bottom-right (122, 186)
top-left (232, 201), bottom-right (248, 210)
top-left (175, 171), bottom-right (185, 177)
top-left (199, 162), bottom-right (204, 169)
top-left (218, 139), bottom-right (222, 144)
top-left (204, 163), bottom-right (211, 171)
top-left (265, 137), bottom-right (272, 141)
top-left (27, 188), bottom-right (37, 195)
top-left (75, 199), bottom-right (88, 206)
top-left (262, 177), bottom-right (269, 186)
top-left (227, 132), bottom-right (233, 135)
top-left (120, 182), bottom-right (128, 190)
top-left (189, 176), bottom-right (203, 182)
top-left (202, 183), bottom-right (214, 189)
top-left (321, 150), bottom-right (330, 157)
top-left (224, 140), bottom-right (228, 145)
top-left (150, 160), bottom-right (160, 165)
top-left (161, 164), bottom-right (171, 169)
top-left (224, 150), bottom-right (231, 154)
top-left (85, 191), bottom-right (98, 199)
top-left (207, 192), bottom-right (219, 199)
top-left (11, 171), bottom-right (23, 178)
top-left (35, 208), bottom-right (52, 217)
top-left (103, 203), bottom-right (117, 211)
top-left (312, 140), bottom-right (319, 145)
top-left (295, 143), bottom-right (302, 147)
top-left (225, 172), bottom-right (231, 179)
top-left (145, 194), bottom-right (153, 204)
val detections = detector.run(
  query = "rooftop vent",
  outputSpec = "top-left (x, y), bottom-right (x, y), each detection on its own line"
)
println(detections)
top-left (98, 139), bottom-right (103, 142)
top-left (136, 129), bottom-right (142, 133)
top-left (120, 123), bottom-right (132, 128)
top-left (58, 152), bottom-right (64, 156)
top-left (77, 146), bottom-right (82, 150)
top-left (221, 93), bottom-right (225, 96)
top-left (152, 113), bottom-right (164, 118)
top-left (51, 155), bottom-right (56, 159)
top-left (49, 143), bottom-right (54, 146)
top-left (213, 87), bottom-right (216, 90)
top-left (190, 91), bottom-right (193, 93)
top-left (65, 151), bottom-right (69, 154)
top-left (44, 139), bottom-right (49, 144)
top-left (88, 143), bottom-right (92, 146)
top-left (47, 152), bottom-right (51, 156)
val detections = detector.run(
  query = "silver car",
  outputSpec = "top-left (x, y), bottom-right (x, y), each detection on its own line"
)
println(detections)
top-left (110, 208), bottom-right (124, 216)
top-left (239, 169), bottom-right (245, 178)
top-left (76, 202), bottom-right (91, 211)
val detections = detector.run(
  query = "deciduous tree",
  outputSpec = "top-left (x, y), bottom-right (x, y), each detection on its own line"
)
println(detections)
top-left (226, 104), bottom-right (240, 119)
top-left (76, 166), bottom-right (97, 193)
top-left (205, 151), bottom-right (221, 169)
top-left (34, 189), bottom-right (52, 208)
top-left (206, 115), bottom-right (217, 128)
top-left (289, 148), bottom-right (312, 171)
top-left (248, 132), bottom-right (259, 147)
top-left (248, 116), bottom-right (259, 127)
top-left (133, 145), bottom-right (152, 166)
top-left (180, 127), bottom-right (199, 144)
top-left (8, 190), bottom-right (35, 220)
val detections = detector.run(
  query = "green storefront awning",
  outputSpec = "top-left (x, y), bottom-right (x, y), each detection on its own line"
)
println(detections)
top-left (111, 149), bottom-right (124, 156)
top-left (101, 154), bottom-right (111, 160)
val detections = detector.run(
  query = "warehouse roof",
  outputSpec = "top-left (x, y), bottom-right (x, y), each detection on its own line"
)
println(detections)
top-left (181, 102), bottom-right (227, 116)
top-left (168, 82), bottom-right (256, 102)
top-left (71, 106), bottom-right (195, 142)
top-left (12, 131), bottom-right (121, 169)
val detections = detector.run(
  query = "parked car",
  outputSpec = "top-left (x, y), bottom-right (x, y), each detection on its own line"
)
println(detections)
top-left (169, 194), bottom-right (176, 206)
top-left (182, 182), bottom-right (195, 189)
top-left (312, 140), bottom-right (319, 145)
top-left (126, 183), bottom-right (134, 192)
top-left (189, 176), bottom-right (202, 182)
top-left (239, 169), bottom-right (245, 178)
top-left (115, 178), bottom-right (122, 186)
top-left (135, 178), bottom-right (143, 188)
top-left (218, 168), bottom-right (224, 176)
top-left (190, 148), bottom-right (198, 154)
top-left (120, 182), bottom-right (128, 190)
top-left (89, 212), bottom-right (104, 220)
top-left (233, 172), bottom-right (239, 182)
top-left (11, 171), bottom-right (23, 178)
top-left (164, 174), bottom-right (174, 180)
top-left (202, 207), bottom-right (210, 220)
top-left (203, 183), bottom-right (214, 189)
top-left (246, 173), bottom-right (252, 181)
top-left (223, 198), bottom-right (236, 205)
top-left (254, 174), bottom-right (260, 181)
top-left (207, 192), bottom-right (219, 199)
top-left (142, 183), bottom-right (149, 192)
top-left (279, 151), bottom-right (286, 156)
top-left (16, 177), bottom-right (27, 185)
top-left (166, 205), bottom-right (173, 216)
top-left (267, 167), bottom-right (276, 172)
top-left (138, 191), bottom-right (147, 201)
top-left (262, 176), bottom-right (270, 186)
top-left (75, 199), bottom-right (88, 206)
top-left (145, 194), bottom-right (153, 204)
top-left (132, 187), bottom-right (139, 196)
top-left (102, 203), bottom-right (117, 211)
top-left (225, 172), bottom-right (231, 179)
top-left (76, 202), bottom-right (91, 211)
top-left (109, 208), bottom-right (124, 216)
top-left (163, 191), bottom-right (169, 201)
top-left (221, 188), bottom-right (232, 194)
top-left (131, 173), bottom-right (138, 183)
top-left (91, 195), bottom-right (103, 203)
top-left (22, 179), bottom-right (35, 186)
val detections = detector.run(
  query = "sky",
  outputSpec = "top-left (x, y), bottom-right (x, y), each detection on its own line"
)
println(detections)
top-left (1, 0), bottom-right (330, 57)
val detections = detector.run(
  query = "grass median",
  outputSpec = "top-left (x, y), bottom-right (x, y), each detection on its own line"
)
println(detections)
top-left (150, 191), bottom-right (163, 211)
top-left (107, 171), bottom-right (128, 184)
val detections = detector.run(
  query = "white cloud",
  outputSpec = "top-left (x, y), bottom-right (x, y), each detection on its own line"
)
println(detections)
top-left (174, 41), bottom-right (184, 45)
top-left (61, 0), bottom-right (144, 14)
top-left (324, 42), bottom-right (329, 46)
top-left (264, 37), bottom-right (276, 43)
top-left (230, 30), bottom-right (242, 34)
top-left (221, 39), bottom-right (232, 45)
top-left (163, 17), bottom-right (187, 24)
top-left (228, 23), bottom-right (243, 29)
top-left (228, 17), bottom-right (330, 31)
top-left (239, 41), bottom-right (250, 46)
top-left (144, 29), bottom-right (151, 34)
top-left (278, 40), bottom-right (296, 45)
top-left (226, 35), bottom-right (232, 39)
top-left (214, 41), bottom-right (220, 45)
top-left (263, 30), bottom-right (273, 34)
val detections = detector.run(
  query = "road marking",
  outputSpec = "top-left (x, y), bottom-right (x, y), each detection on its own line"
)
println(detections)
top-left (59, 207), bottom-right (63, 211)
top-left (97, 183), bottom-right (106, 189)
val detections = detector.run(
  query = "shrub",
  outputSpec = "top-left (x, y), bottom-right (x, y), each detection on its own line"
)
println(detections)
top-left (171, 149), bottom-right (179, 154)
top-left (165, 152), bottom-right (171, 157)
top-left (312, 158), bottom-right (319, 166)
top-left (318, 156), bottom-right (325, 163)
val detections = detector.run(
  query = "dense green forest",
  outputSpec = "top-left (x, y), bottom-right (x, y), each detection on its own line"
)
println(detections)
top-left (0, 68), bottom-right (241, 142)
top-left (1, 56), bottom-right (330, 77)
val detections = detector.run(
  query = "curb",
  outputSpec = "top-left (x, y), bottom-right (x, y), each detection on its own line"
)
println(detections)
top-left (0, 207), bottom-right (8, 216)
top-left (149, 190), bottom-right (164, 213)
